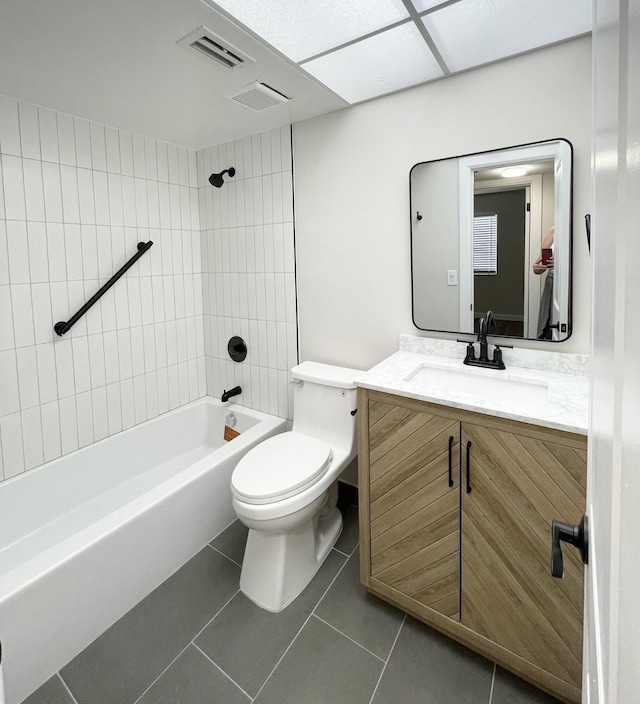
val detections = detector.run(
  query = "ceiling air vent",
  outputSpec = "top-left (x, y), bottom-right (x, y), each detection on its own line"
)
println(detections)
top-left (177, 26), bottom-right (255, 70)
top-left (225, 82), bottom-right (291, 111)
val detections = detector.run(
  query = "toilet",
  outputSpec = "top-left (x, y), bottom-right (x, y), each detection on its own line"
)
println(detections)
top-left (231, 361), bottom-right (363, 612)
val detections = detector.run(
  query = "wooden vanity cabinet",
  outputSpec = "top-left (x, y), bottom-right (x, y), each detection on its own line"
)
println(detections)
top-left (358, 389), bottom-right (587, 704)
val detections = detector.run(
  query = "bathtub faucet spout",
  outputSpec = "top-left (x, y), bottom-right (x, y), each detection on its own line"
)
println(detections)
top-left (221, 386), bottom-right (242, 402)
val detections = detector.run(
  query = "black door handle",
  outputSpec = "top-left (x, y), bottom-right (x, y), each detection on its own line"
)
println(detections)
top-left (551, 515), bottom-right (589, 578)
top-left (448, 435), bottom-right (454, 487)
top-left (465, 440), bottom-right (472, 493)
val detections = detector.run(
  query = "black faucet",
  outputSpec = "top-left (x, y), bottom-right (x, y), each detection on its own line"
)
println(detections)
top-left (221, 385), bottom-right (242, 402)
top-left (462, 311), bottom-right (507, 370)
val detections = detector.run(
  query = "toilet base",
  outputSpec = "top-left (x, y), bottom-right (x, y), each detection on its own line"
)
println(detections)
top-left (239, 505), bottom-right (343, 612)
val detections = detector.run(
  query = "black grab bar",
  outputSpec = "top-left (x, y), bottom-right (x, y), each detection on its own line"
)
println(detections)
top-left (54, 241), bottom-right (153, 336)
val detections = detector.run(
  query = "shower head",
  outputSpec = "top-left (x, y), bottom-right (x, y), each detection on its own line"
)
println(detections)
top-left (209, 167), bottom-right (236, 188)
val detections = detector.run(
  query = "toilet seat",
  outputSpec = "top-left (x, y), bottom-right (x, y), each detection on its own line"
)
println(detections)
top-left (232, 432), bottom-right (333, 505)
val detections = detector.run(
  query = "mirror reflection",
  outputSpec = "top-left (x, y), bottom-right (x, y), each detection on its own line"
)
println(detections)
top-left (411, 139), bottom-right (572, 342)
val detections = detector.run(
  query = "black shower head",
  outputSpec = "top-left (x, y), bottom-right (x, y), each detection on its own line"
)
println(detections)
top-left (209, 167), bottom-right (236, 188)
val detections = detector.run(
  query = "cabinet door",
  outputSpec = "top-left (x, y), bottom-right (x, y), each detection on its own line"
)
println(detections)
top-left (461, 421), bottom-right (586, 692)
top-left (368, 397), bottom-right (461, 619)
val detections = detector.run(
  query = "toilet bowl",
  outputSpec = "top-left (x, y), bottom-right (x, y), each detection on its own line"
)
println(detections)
top-left (230, 361), bottom-right (363, 612)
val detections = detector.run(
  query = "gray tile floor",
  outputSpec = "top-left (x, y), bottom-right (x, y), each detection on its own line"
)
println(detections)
top-left (24, 503), bottom-right (561, 704)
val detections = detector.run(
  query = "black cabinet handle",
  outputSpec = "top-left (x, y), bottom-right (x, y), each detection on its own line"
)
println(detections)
top-left (551, 515), bottom-right (589, 578)
top-left (448, 435), bottom-right (454, 487)
top-left (465, 440), bottom-right (472, 493)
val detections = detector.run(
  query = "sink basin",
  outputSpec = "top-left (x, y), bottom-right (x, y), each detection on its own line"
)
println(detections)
top-left (406, 365), bottom-right (549, 407)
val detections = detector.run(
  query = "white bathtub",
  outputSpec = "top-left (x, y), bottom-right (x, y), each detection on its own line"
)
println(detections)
top-left (0, 398), bottom-right (285, 704)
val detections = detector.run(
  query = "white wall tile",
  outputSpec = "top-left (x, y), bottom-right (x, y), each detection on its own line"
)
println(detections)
top-left (41, 400), bottom-right (61, 462)
top-left (36, 343), bottom-right (58, 404)
top-left (60, 165), bottom-right (80, 223)
top-left (11, 284), bottom-right (35, 347)
top-left (120, 378), bottom-right (135, 429)
top-left (6, 221), bottom-right (29, 283)
top-left (92, 386), bottom-right (108, 441)
top-left (32, 283), bottom-right (53, 344)
top-left (106, 382), bottom-right (123, 434)
top-left (22, 406), bottom-right (44, 469)
top-left (132, 133), bottom-right (146, 179)
top-left (0, 286), bottom-right (14, 352)
top-left (88, 334), bottom-right (106, 388)
top-left (2, 155), bottom-right (26, 220)
top-left (54, 338), bottom-right (75, 398)
top-left (57, 113), bottom-right (76, 166)
top-left (16, 345), bottom-right (40, 409)
top-left (105, 126), bottom-right (121, 174)
top-left (72, 336), bottom-right (91, 393)
top-left (77, 168), bottom-right (96, 224)
top-left (90, 122), bottom-right (107, 172)
top-left (76, 390), bottom-right (94, 447)
top-left (38, 108), bottom-right (59, 163)
top-left (42, 162), bottom-right (63, 222)
top-left (59, 395), bottom-right (79, 453)
top-left (119, 131), bottom-right (134, 177)
top-left (93, 171), bottom-right (110, 225)
top-left (1, 412), bottom-right (25, 477)
top-left (0, 349), bottom-right (20, 415)
top-left (0, 95), bottom-right (22, 156)
top-left (47, 223), bottom-right (67, 281)
top-left (19, 102), bottom-right (41, 160)
top-left (1, 98), bottom-right (207, 480)
top-left (74, 118), bottom-right (92, 169)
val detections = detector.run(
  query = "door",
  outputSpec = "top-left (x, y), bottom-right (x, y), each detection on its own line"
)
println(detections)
top-left (367, 397), bottom-right (460, 619)
top-left (461, 421), bottom-right (586, 701)
top-left (585, 1), bottom-right (640, 702)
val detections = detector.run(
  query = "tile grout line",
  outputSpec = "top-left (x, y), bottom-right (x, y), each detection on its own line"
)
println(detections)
top-left (367, 613), bottom-right (407, 704)
top-left (130, 588), bottom-right (240, 704)
top-left (206, 542), bottom-right (243, 568)
top-left (488, 662), bottom-right (496, 704)
top-left (56, 672), bottom-right (80, 704)
top-left (131, 640), bottom-right (193, 704)
top-left (191, 642), bottom-right (254, 702)
top-left (252, 551), bottom-right (351, 701)
top-left (311, 614), bottom-right (385, 663)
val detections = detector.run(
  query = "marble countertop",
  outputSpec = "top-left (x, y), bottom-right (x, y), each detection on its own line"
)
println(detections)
top-left (357, 351), bottom-right (589, 435)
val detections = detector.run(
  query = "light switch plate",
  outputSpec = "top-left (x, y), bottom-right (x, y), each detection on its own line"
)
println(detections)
top-left (447, 270), bottom-right (458, 286)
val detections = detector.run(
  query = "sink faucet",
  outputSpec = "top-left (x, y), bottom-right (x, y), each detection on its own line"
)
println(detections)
top-left (221, 385), bottom-right (242, 402)
top-left (462, 311), bottom-right (508, 370)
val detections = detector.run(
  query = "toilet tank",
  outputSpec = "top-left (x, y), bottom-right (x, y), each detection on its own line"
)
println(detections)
top-left (291, 362), bottom-right (364, 459)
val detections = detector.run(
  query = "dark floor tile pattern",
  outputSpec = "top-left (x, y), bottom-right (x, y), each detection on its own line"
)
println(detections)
top-left (371, 616), bottom-right (494, 704)
top-left (315, 551), bottom-right (404, 659)
top-left (21, 676), bottom-right (75, 704)
top-left (24, 505), bottom-right (563, 704)
top-left (195, 549), bottom-right (346, 697)
top-left (137, 645), bottom-right (250, 704)
top-left (253, 616), bottom-right (383, 704)
top-left (60, 548), bottom-right (240, 704)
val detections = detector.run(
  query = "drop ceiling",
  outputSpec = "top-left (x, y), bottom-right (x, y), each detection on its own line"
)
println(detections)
top-left (0, 0), bottom-right (591, 150)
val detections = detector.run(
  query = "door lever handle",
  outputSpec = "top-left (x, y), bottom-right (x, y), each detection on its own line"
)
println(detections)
top-left (551, 515), bottom-right (589, 578)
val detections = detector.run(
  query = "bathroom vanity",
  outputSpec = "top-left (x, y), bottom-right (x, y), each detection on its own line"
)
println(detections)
top-left (357, 339), bottom-right (588, 704)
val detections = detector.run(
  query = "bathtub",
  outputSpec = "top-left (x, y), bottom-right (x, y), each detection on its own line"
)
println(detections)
top-left (0, 398), bottom-right (286, 704)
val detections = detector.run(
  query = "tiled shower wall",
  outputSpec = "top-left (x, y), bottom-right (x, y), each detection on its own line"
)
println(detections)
top-left (197, 128), bottom-right (297, 420)
top-left (0, 95), bottom-right (205, 482)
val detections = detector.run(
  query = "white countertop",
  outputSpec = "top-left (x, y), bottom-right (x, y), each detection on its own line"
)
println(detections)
top-left (357, 350), bottom-right (589, 435)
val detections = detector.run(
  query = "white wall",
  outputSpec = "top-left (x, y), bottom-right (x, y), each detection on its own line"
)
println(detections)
top-left (293, 37), bottom-right (592, 371)
top-left (197, 128), bottom-right (297, 420)
top-left (0, 95), bottom-right (205, 482)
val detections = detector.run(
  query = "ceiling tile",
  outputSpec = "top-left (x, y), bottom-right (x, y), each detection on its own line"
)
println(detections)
top-left (422, 0), bottom-right (592, 72)
top-left (301, 23), bottom-right (444, 104)
top-left (209, 0), bottom-right (410, 63)
top-left (411, 0), bottom-right (451, 12)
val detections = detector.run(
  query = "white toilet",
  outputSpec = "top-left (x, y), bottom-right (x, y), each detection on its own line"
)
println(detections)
top-left (231, 361), bottom-right (363, 612)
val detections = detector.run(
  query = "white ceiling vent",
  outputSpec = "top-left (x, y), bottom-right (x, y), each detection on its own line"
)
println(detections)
top-left (177, 26), bottom-right (255, 70)
top-left (225, 81), bottom-right (291, 110)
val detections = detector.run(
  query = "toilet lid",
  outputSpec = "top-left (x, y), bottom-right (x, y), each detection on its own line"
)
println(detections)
top-left (232, 432), bottom-right (333, 504)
